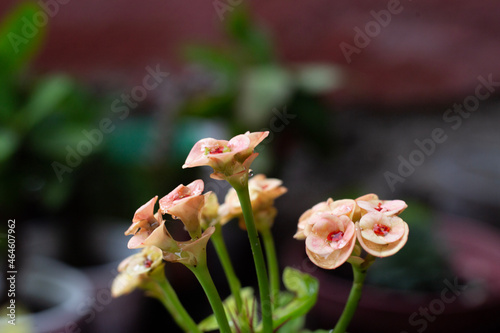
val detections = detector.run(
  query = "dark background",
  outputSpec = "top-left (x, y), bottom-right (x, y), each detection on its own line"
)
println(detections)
top-left (1, 1), bottom-right (500, 332)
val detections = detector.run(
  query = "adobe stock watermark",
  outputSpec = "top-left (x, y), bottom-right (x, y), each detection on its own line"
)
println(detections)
top-left (400, 277), bottom-right (468, 333)
top-left (8, 0), bottom-right (72, 54)
top-left (384, 74), bottom-right (499, 192)
top-left (339, 0), bottom-right (405, 64)
top-left (51, 65), bottom-right (169, 182)
top-left (212, 0), bottom-right (243, 21)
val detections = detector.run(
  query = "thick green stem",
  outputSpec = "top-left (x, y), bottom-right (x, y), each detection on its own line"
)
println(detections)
top-left (332, 264), bottom-right (367, 333)
top-left (211, 224), bottom-right (244, 312)
top-left (260, 227), bottom-right (280, 305)
top-left (230, 180), bottom-right (273, 333)
top-left (152, 277), bottom-right (202, 333)
top-left (189, 259), bottom-right (232, 333)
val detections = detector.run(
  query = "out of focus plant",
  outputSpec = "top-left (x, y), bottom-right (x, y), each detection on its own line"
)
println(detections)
top-left (0, 3), bottom-right (110, 214)
top-left (171, 7), bottom-right (344, 165)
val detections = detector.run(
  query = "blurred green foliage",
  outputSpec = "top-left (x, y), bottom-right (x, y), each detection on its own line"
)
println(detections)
top-left (176, 7), bottom-right (343, 166)
top-left (0, 3), bottom-right (122, 215)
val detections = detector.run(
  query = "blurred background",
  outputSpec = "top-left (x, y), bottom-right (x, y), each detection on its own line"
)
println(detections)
top-left (1, 1), bottom-right (500, 332)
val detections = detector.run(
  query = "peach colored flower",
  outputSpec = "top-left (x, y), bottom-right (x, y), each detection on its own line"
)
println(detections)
top-left (219, 174), bottom-right (287, 226)
top-left (294, 198), bottom-right (356, 240)
top-left (162, 226), bottom-right (216, 266)
top-left (356, 193), bottom-right (407, 216)
top-left (159, 180), bottom-right (206, 238)
top-left (112, 246), bottom-right (163, 297)
top-left (132, 221), bottom-right (215, 267)
top-left (294, 199), bottom-right (333, 240)
top-left (125, 196), bottom-right (163, 249)
top-left (356, 211), bottom-right (409, 257)
top-left (140, 221), bottom-right (178, 252)
top-left (199, 192), bottom-right (220, 229)
top-left (304, 212), bottom-right (356, 269)
top-left (182, 131), bottom-right (268, 181)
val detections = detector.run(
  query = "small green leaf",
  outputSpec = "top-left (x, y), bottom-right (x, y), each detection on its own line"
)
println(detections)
top-left (0, 2), bottom-right (46, 73)
top-left (198, 287), bottom-right (257, 332)
top-left (20, 75), bottom-right (74, 132)
top-left (237, 66), bottom-right (292, 127)
top-left (276, 315), bottom-right (306, 333)
top-left (224, 7), bottom-right (274, 64)
top-left (183, 44), bottom-right (239, 79)
top-left (0, 128), bottom-right (19, 163)
top-left (272, 267), bottom-right (319, 329)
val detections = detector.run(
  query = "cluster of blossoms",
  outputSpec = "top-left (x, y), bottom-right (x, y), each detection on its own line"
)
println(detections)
top-left (112, 173), bottom-right (288, 297)
top-left (183, 131), bottom-right (268, 182)
top-left (294, 194), bottom-right (409, 269)
top-left (112, 180), bottom-right (215, 296)
top-left (111, 130), bottom-right (410, 333)
top-left (112, 131), bottom-right (286, 299)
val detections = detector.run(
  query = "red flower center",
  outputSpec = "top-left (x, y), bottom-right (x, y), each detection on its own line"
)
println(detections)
top-left (144, 258), bottom-right (153, 268)
top-left (373, 223), bottom-right (391, 236)
top-left (210, 146), bottom-right (225, 154)
top-left (327, 230), bottom-right (344, 242)
top-left (374, 202), bottom-right (384, 212)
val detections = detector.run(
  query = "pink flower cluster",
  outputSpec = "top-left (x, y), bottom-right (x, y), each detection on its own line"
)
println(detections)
top-left (183, 131), bottom-right (268, 181)
top-left (124, 180), bottom-right (215, 266)
top-left (294, 194), bottom-right (409, 269)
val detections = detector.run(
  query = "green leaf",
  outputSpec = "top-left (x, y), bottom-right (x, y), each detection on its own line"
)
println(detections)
top-left (0, 2), bottom-right (47, 119)
top-left (276, 315), bottom-right (306, 333)
top-left (20, 75), bottom-right (74, 132)
top-left (198, 287), bottom-right (257, 332)
top-left (0, 127), bottom-right (19, 163)
top-left (183, 44), bottom-right (239, 79)
top-left (224, 7), bottom-right (274, 64)
top-left (0, 2), bottom-right (46, 73)
top-left (272, 267), bottom-right (319, 329)
top-left (29, 123), bottom-right (85, 160)
top-left (237, 66), bottom-right (292, 127)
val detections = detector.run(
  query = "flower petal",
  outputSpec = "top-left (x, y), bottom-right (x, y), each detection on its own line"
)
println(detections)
top-left (125, 196), bottom-right (158, 235)
top-left (305, 233), bottom-right (356, 269)
top-left (305, 233), bottom-right (334, 257)
top-left (356, 221), bottom-right (409, 257)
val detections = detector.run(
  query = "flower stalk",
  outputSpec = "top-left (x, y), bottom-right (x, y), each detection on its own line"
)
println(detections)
top-left (229, 176), bottom-right (273, 333)
top-left (210, 224), bottom-right (244, 312)
top-left (332, 256), bottom-right (375, 333)
top-left (260, 226), bottom-right (280, 304)
top-left (188, 254), bottom-right (232, 333)
top-left (148, 270), bottom-right (202, 333)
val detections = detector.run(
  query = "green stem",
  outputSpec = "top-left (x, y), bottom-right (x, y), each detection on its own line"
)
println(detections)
top-left (230, 179), bottom-right (273, 333)
top-left (211, 224), bottom-right (244, 312)
top-left (332, 264), bottom-right (367, 333)
top-left (152, 277), bottom-right (202, 333)
top-left (260, 227), bottom-right (280, 305)
top-left (189, 259), bottom-right (232, 333)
